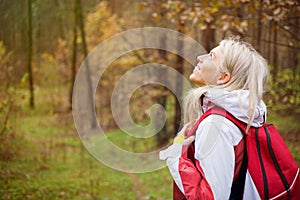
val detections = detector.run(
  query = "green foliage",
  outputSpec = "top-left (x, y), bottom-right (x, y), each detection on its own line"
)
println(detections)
top-left (265, 66), bottom-right (300, 114)
top-left (0, 111), bottom-right (20, 161)
top-left (0, 41), bottom-right (6, 57)
top-left (0, 41), bottom-right (13, 87)
top-left (267, 113), bottom-right (300, 164)
top-left (19, 73), bottom-right (29, 88)
top-left (0, 41), bottom-right (19, 161)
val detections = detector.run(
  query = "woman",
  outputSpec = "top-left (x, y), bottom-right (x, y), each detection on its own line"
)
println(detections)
top-left (161, 37), bottom-right (269, 199)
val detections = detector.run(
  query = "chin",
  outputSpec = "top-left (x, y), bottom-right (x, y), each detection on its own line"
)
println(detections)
top-left (189, 74), bottom-right (203, 86)
top-left (189, 74), bottom-right (197, 82)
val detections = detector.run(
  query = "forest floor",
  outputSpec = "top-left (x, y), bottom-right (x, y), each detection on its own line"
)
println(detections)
top-left (0, 88), bottom-right (173, 200)
top-left (0, 88), bottom-right (299, 199)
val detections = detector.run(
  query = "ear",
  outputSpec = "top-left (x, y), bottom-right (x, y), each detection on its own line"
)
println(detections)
top-left (217, 72), bottom-right (231, 85)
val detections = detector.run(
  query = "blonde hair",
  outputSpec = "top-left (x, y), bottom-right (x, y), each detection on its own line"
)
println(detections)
top-left (184, 37), bottom-right (269, 132)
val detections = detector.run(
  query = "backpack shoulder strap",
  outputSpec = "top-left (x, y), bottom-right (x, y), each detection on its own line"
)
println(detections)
top-left (187, 106), bottom-right (247, 137)
top-left (185, 106), bottom-right (248, 198)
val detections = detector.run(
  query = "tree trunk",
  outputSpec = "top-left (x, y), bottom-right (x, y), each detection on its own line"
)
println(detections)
top-left (27, 0), bottom-right (34, 108)
top-left (111, 0), bottom-right (122, 17)
top-left (201, 23), bottom-right (215, 51)
top-left (54, 0), bottom-right (65, 39)
top-left (156, 32), bottom-right (169, 146)
top-left (70, 0), bottom-right (78, 111)
top-left (267, 21), bottom-right (272, 62)
top-left (256, 0), bottom-right (263, 51)
top-left (173, 21), bottom-right (185, 136)
top-left (292, 17), bottom-right (299, 72)
top-left (77, 0), bottom-right (97, 129)
top-left (291, 16), bottom-right (299, 97)
top-left (272, 22), bottom-right (278, 80)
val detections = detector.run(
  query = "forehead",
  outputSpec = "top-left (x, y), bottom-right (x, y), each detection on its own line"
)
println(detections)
top-left (210, 46), bottom-right (221, 55)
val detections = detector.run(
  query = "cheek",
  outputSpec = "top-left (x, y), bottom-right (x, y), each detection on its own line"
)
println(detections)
top-left (201, 64), bottom-right (220, 85)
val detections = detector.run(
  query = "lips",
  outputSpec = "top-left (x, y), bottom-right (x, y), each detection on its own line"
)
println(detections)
top-left (194, 65), bottom-right (201, 73)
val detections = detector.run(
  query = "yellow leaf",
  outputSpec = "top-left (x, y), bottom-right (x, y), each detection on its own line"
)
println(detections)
top-left (137, 4), bottom-right (144, 11)
top-left (174, 134), bottom-right (185, 144)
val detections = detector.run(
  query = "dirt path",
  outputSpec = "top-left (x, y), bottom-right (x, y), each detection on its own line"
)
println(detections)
top-left (127, 173), bottom-right (147, 200)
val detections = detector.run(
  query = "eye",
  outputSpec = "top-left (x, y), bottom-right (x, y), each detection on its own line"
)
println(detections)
top-left (210, 52), bottom-right (216, 59)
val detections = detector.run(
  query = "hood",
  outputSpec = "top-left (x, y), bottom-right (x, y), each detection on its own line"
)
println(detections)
top-left (202, 89), bottom-right (267, 127)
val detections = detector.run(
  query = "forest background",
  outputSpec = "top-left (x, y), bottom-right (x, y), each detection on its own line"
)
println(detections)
top-left (0, 0), bottom-right (299, 199)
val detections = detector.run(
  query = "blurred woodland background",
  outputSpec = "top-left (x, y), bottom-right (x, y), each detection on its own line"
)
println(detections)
top-left (0, 0), bottom-right (299, 199)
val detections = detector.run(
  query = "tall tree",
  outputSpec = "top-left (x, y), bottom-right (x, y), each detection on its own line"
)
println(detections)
top-left (27, 0), bottom-right (34, 108)
top-left (110, 0), bottom-right (122, 17)
top-left (77, 0), bottom-right (97, 129)
top-left (155, 32), bottom-right (170, 145)
top-left (256, 0), bottom-right (263, 52)
top-left (70, 0), bottom-right (79, 110)
top-left (272, 22), bottom-right (278, 79)
top-left (174, 20), bottom-right (185, 135)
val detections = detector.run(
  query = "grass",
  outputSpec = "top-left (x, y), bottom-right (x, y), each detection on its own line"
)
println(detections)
top-left (0, 114), bottom-right (173, 199)
top-left (0, 158), bottom-right (140, 199)
top-left (267, 111), bottom-right (300, 164)
top-left (0, 87), bottom-right (173, 200)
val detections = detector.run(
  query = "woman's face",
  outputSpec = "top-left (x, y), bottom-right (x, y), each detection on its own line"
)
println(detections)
top-left (189, 46), bottom-right (223, 86)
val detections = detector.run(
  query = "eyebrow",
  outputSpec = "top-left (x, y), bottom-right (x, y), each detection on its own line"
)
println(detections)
top-left (210, 51), bottom-right (216, 58)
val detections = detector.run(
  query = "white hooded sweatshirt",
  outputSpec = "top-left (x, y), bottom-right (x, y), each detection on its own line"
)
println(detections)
top-left (160, 89), bottom-right (267, 199)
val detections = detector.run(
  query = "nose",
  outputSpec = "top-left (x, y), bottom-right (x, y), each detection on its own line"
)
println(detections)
top-left (197, 54), bottom-right (208, 63)
top-left (197, 56), bottom-right (203, 63)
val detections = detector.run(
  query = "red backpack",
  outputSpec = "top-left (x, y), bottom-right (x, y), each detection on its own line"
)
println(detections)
top-left (175, 107), bottom-right (300, 199)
